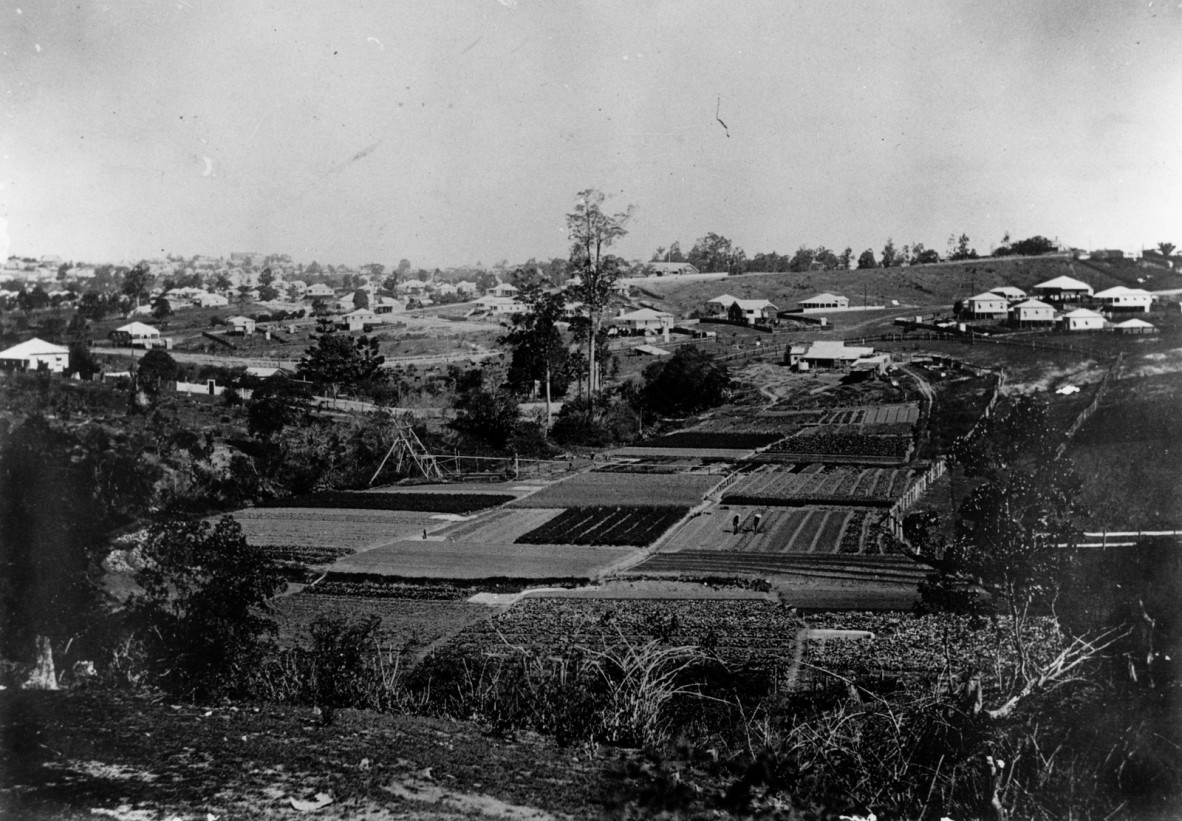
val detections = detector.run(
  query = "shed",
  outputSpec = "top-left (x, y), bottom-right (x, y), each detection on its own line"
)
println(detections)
top-left (338, 308), bottom-right (378, 331)
top-left (0, 337), bottom-right (70, 373)
top-left (227, 315), bottom-right (257, 335)
top-left (1113, 318), bottom-right (1158, 334)
top-left (799, 341), bottom-right (876, 369)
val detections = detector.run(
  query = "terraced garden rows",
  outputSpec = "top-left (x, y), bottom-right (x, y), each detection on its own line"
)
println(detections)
top-left (516, 506), bottom-right (690, 547)
top-left (722, 465), bottom-right (915, 506)
top-left (628, 552), bottom-right (927, 584)
top-left (659, 506), bottom-right (878, 555)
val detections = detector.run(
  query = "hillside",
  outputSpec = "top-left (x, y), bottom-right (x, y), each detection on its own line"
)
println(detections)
top-left (636, 255), bottom-right (1123, 317)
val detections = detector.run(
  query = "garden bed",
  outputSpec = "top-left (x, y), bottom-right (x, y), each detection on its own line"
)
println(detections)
top-left (515, 506), bottom-right (690, 547)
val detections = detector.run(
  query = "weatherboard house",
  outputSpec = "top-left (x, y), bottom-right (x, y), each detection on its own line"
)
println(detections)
top-left (1009, 299), bottom-right (1057, 326)
top-left (797, 341), bottom-right (877, 370)
top-left (110, 321), bottom-right (161, 347)
top-left (704, 294), bottom-right (778, 325)
top-left (1031, 276), bottom-right (1093, 303)
top-left (1113, 318), bottom-right (1157, 335)
top-left (989, 286), bottom-right (1027, 303)
top-left (1060, 308), bottom-right (1107, 332)
top-left (648, 261), bottom-right (699, 276)
top-left (963, 292), bottom-right (1009, 319)
top-left (612, 307), bottom-right (675, 334)
top-left (799, 293), bottom-right (849, 311)
top-left (0, 337), bottom-right (70, 373)
top-left (1093, 286), bottom-right (1153, 313)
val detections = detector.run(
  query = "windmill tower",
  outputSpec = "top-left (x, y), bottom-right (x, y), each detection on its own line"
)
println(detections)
top-left (369, 423), bottom-right (446, 485)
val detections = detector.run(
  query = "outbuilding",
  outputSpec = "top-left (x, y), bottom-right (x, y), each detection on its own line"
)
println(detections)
top-left (227, 315), bottom-right (257, 335)
top-left (798, 340), bottom-right (876, 370)
top-left (0, 337), bottom-right (70, 373)
top-left (1113, 318), bottom-right (1157, 335)
top-left (612, 307), bottom-right (675, 334)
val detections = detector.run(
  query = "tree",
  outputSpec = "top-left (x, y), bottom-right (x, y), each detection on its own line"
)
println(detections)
top-left (66, 340), bottom-right (101, 380)
top-left (247, 375), bottom-right (313, 442)
top-left (788, 246), bottom-right (816, 272)
top-left (128, 515), bottom-right (284, 697)
top-left (121, 263), bottom-right (152, 310)
top-left (150, 295), bottom-right (173, 322)
top-left (257, 284), bottom-right (280, 302)
top-left (499, 286), bottom-right (568, 427)
top-left (566, 188), bottom-right (633, 398)
top-left (396, 259), bottom-right (412, 276)
top-left (298, 317), bottom-right (386, 395)
top-left (640, 347), bottom-right (730, 417)
top-left (949, 233), bottom-right (978, 261)
top-left (449, 367), bottom-right (521, 451)
top-left (1157, 242), bottom-right (1176, 259)
top-left (857, 248), bottom-right (878, 269)
top-left (0, 417), bottom-right (108, 686)
top-left (995, 235), bottom-right (1056, 257)
top-left (727, 301), bottom-right (744, 324)
top-left (688, 233), bottom-right (743, 274)
top-left (136, 348), bottom-right (179, 397)
top-left (839, 247), bottom-right (853, 270)
top-left (881, 238), bottom-right (901, 268)
top-left (258, 267), bottom-right (275, 287)
top-left (352, 289), bottom-right (370, 310)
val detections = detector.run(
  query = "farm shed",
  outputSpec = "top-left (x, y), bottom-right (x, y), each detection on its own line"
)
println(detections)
top-left (1060, 308), bottom-right (1107, 331)
top-left (192, 291), bottom-right (228, 307)
top-left (989, 285), bottom-right (1027, 303)
top-left (1093, 286), bottom-right (1153, 312)
top-left (110, 321), bottom-right (161, 347)
top-left (1031, 275), bottom-right (1093, 302)
top-left (338, 308), bottom-right (379, 331)
top-left (373, 297), bottom-right (404, 315)
top-left (1009, 299), bottom-right (1057, 326)
top-left (227, 315), bottom-right (257, 335)
top-left (1113, 318), bottom-right (1158, 334)
top-left (613, 307), bottom-right (675, 334)
top-left (474, 295), bottom-right (525, 316)
top-left (963, 292), bottom-right (1008, 318)
top-left (799, 293), bottom-right (850, 311)
top-left (799, 341), bottom-right (876, 370)
top-left (0, 337), bottom-right (69, 373)
top-left (633, 343), bottom-right (671, 357)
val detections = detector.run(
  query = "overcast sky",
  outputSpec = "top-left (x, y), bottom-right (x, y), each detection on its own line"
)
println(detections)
top-left (2, 1), bottom-right (1180, 267)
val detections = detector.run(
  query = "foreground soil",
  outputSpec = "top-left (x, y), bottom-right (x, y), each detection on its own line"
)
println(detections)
top-left (0, 690), bottom-right (637, 820)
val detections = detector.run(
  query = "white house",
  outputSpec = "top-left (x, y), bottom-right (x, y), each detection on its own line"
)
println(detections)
top-left (192, 291), bottom-right (229, 308)
top-left (1009, 299), bottom-right (1057, 325)
top-left (704, 294), bottom-right (778, 324)
top-left (963, 292), bottom-right (1009, 318)
top-left (474, 295), bottom-right (524, 316)
top-left (305, 283), bottom-right (334, 299)
top-left (989, 286), bottom-right (1027, 303)
top-left (1031, 276), bottom-right (1093, 302)
top-left (1093, 286), bottom-right (1153, 313)
top-left (1060, 308), bottom-right (1107, 331)
top-left (612, 307), bottom-right (675, 334)
top-left (0, 338), bottom-right (70, 373)
top-left (373, 297), bottom-right (404, 315)
top-left (490, 282), bottom-right (519, 298)
top-left (111, 321), bottom-right (161, 347)
top-left (455, 280), bottom-right (478, 295)
top-left (338, 308), bottom-right (378, 331)
top-left (799, 293), bottom-right (850, 311)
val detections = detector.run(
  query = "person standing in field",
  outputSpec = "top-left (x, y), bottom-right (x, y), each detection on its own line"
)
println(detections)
top-left (732, 513), bottom-right (740, 535)
top-left (753, 512), bottom-right (762, 534)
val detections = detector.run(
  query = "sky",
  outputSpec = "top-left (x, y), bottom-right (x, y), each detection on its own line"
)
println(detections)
top-left (1, 0), bottom-right (1180, 268)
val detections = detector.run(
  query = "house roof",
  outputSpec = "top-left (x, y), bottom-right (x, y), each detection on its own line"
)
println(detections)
top-left (227, 315), bottom-right (255, 324)
top-left (1114, 318), bottom-right (1155, 329)
top-left (1033, 276), bottom-right (1092, 291)
top-left (967, 292), bottom-right (1007, 302)
top-left (803, 341), bottom-right (874, 360)
top-left (706, 293), bottom-right (738, 305)
top-left (115, 321), bottom-right (160, 335)
top-left (1062, 308), bottom-right (1105, 319)
top-left (1011, 299), bottom-right (1055, 310)
top-left (734, 298), bottom-right (776, 310)
top-left (632, 344), bottom-right (672, 356)
top-left (1094, 286), bottom-right (1151, 298)
top-left (344, 308), bottom-right (377, 318)
top-left (0, 337), bottom-right (69, 358)
top-left (617, 308), bottom-right (673, 321)
top-left (989, 286), bottom-right (1026, 297)
top-left (800, 292), bottom-right (847, 303)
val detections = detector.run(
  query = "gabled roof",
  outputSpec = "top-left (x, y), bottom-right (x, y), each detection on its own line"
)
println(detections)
top-left (800, 292), bottom-right (847, 303)
top-left (706, 293), bottom-right (738, 305)
top-left (617, 308), bottom-right (673, 321)
top-left (1011, 299), bottom-right (1054, 310)
top-left (967, 292), bottom-right (1007, 302)
top-left (1062, 308), bottom-right (1105, 319)
top-left (803, 341), bottom-right (874, 360)
top-left (0, 337), bottom-right (69, 358)
top-left (989, 286), bottom-right (1026, 298)
top-left (227, 315), bottom-right (255, 323)
top-left (115, 321), bottom-right (160, 335)
top-left (1033, 275), bottom-right (1091, 291)
top-left (1094, 286), bottom-right (1151, 298)
top-left (632, 344), bottom-right (671, 356)
top-left (1113, 318), bottom-right (1155, 329)
top-left (734, 298), bottom-right (776, 310)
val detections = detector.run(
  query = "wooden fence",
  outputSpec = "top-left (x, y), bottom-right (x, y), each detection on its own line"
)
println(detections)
top-left (1054, 352), bottom-right (1124, 459)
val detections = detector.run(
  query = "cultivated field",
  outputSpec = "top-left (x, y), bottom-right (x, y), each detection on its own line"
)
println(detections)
top-left (326, 540), bottom-right (638, 580)
top-left (511, 471), bottom-right (725, 508)
top-left (658, 505), bottom-right (881, 555)
top-left (722, 465), bottom-right (915, 507)
top-left (232, 508), bottom-right (441, 553)
top-left (515, 506), bottom-right (690, 547)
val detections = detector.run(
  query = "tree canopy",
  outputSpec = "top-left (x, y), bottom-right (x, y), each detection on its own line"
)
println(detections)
top-left (640, 346), bottom-right (730, 417)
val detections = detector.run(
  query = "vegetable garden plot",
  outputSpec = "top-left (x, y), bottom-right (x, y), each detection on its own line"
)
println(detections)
top-left (766, 426), bottom-right (913, 460)
top-left (256, 492), bottom-right (515, 514)
top-left (515, 506), bottom-right (690, 547)
top-left (512, 471), bottom-right (724, 508)
top-left (272, 593), bottom-right (491, 652)
top-left (819, 404), bottom-right (920, 426)
top-left (628, 551), bottom-right (929, 585)
top-left (258, 545), bottom-right (355, 565)
top-left (722, 466), bottom-right (913, 506)
top-left (231, 516), bottom-right (432, 551)
top-left (659, 506), bottom-right (862, 554)
top-left (634, 431), bottom-right (784, 450)
top-left (327, 540), bottom-right (637, 579)
top-left (432, 508), bottom-right (565, 544)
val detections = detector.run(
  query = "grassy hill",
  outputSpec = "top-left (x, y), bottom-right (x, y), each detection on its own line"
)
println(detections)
top-left (633, 255), bottom-right (1131, 317)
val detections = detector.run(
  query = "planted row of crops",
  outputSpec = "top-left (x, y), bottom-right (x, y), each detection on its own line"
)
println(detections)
top-left (722, 466), bottom-right (914, 506)
top-left (636, 431), bottom-right (784, 450)
top-left (516, 506), bottom-right (689, 547)
top-left (766, 427), bottom-right (913, 460)
top-left (307, 578), bottom-right (475, 599)
top-left (514, 472), bottom-right (722, 508)
top-left (256, 491), bottom-right (515, 514)
top-left (630, 551), bottom-right (927, 582)
top-left (820, 404), bottom-right (920, 425)
top-left (259, 544), bottom-right (354, 565)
